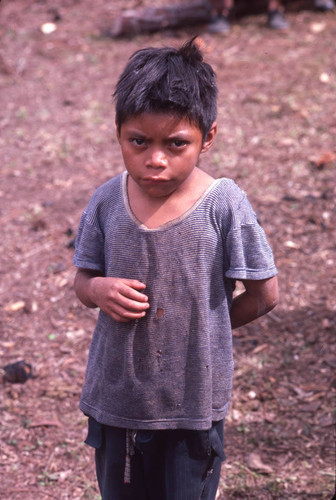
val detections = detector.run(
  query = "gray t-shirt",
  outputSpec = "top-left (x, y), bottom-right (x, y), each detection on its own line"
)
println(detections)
top-left (74, 172), bottom-right (277, 430)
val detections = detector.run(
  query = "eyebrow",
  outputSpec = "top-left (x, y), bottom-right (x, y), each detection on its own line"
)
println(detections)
top-left (126, 130), bottom-right (146, 137)
top-left (125, 128), bottom-right (192, 139)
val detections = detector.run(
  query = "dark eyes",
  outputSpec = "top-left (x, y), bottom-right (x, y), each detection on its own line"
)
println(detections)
top-left (130, 138), bottom-right (187, 148)
top-left (172, 140), bottom-right (187, 148)
top-left (131, 138), bottom-right (145, 146)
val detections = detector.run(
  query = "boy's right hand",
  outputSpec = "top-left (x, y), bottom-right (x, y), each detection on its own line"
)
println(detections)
top-left (75, 269), bottom-right (149, 323)
top-left (90, 276), bottom-right (150, 323)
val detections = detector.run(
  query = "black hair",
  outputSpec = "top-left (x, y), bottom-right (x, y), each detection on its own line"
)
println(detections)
top-left (113, 38), bottom-right (217, 140)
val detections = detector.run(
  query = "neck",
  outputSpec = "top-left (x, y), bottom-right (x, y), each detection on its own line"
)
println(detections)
top-left (125, 169), bottom-right (215, 229)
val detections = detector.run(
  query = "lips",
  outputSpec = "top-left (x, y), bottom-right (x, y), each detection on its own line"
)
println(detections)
top-left (142, 177), bottom-right (169, 183)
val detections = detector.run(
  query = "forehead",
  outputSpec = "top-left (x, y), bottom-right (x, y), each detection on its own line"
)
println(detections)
top-left (119, 112), bottom-right (202, 137)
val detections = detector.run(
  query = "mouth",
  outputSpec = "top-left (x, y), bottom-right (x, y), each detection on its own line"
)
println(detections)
top-left (142, 177), bottom-right (169, 183)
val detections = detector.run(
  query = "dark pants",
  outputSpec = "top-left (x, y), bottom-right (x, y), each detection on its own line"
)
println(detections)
top-left (85, 417), bottom-right (225, 500)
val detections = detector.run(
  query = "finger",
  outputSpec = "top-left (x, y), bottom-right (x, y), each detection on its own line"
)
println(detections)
top-left (107, 298), bottom-right (149, 316)
top-left (122, 279), bottom-right (146, 290)
top-left (111, 308), bottom-right (148, 323)
top-left (115, 294), bottom-right (150, 312)
top-left (121, 279), bottom-right (148, 297)
top-left (119, 283), bottom-right (149, 303)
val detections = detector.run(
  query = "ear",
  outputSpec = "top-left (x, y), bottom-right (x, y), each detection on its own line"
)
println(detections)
top-left (201, 122), bottom-right (217, 153)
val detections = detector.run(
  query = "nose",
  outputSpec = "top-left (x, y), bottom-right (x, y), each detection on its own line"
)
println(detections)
top-left (145, 148), bottom-right (168, 169)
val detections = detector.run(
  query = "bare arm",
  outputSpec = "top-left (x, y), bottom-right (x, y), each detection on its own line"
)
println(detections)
top-left (230, 276), bottom-right (279, 329)
top-left (74, 268), bottom-right (150, 323)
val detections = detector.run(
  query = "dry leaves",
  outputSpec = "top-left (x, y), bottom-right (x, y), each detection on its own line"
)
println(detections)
top-left (247, 452), bottom-right (274, 475)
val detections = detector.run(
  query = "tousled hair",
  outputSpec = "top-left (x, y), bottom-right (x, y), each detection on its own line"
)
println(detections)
top-left (113, 38), bottom-right (217, 140)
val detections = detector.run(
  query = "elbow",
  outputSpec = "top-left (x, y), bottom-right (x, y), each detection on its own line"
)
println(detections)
top-left (264, 288), bottom-right (279, 314)
top-left (266, 296), bottom-right (278, 314)
top-left (73, 272), bottom-right (82, 300)
top-left (258, 286), bottom-right (279, 317)
top-left (258, 298), bottom-right (277, 319)
top-left (266, 276), bottom-right (279, 313)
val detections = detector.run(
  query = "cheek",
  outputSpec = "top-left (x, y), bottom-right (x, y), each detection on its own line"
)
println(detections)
top-left (182, 149), bottom-right (201, 167)
top-left (122, 151), bottom-right (144, 176)
top-left (121, 147), bottom-right (136, 164)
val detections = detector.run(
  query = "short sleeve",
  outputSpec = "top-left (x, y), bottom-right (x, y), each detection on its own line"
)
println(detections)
top-left (225, 194), bottom-right (277, 280)
top-left (73, 210), bottom-right (105, 273)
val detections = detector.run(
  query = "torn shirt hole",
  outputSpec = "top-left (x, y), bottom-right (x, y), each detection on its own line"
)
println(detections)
top-left (156, 308), bottom-right (164, 319)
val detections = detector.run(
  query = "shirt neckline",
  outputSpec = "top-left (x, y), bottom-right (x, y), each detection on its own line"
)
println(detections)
top-left (121, 171), bottom-right (222, 232)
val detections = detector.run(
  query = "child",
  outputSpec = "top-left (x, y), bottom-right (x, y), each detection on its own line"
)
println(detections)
top-left (73, 39), bottom-right (279, 500)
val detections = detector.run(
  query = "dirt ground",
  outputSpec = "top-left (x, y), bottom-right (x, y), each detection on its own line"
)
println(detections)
top-left (0, 0), bottom-right (335, 499)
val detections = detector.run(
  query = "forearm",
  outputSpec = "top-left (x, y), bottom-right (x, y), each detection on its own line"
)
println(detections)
top-left (230, 292), bottom-right (270, 329)
top-left (74, 269), bottom-right (101, 309)
top-left (230, 277), bottom-right (279, 329)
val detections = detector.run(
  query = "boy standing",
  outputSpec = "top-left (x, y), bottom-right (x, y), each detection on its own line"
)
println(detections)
top-left (74, 39), bottom-right (278, 500)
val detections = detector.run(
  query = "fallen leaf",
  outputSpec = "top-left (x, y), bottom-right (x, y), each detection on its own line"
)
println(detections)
top-left (1, 341), bottom-right (15, 348)
top-left (284, 240), bottom-right (299, 249)
top-left (247, 452), bottom-right (273, 474)
top-left (318, 415), bottom-right (334, 427)
top-left (41, 22), bottom-right (57, 34)
top-left (292, 386), bottom-right (313, 399)
top-left (252, 343), bottom-right (268, 354)
top-left (264, 412), bottom-right (276, 423)
top-left (309, 150), bottom-right (335, 169)
top-left (4, 300), bottom-right (26, 312)
top-left (231, 409), bottom-right (243, 421)
top-left (29, 417), bottom-right (62, 428)
top-left (300, 401), bottom-right (321, 412)
top-left (319, 72), bottom-right (330, 83)
top-left (322, 318), bottom-right (332, 329)
top-left (248, 390), bottom-right (257, 400)
top-left (310, 22), bottom-right (326, 33)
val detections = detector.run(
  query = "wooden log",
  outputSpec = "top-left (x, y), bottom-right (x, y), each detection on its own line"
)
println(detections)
top-left (100, 0), bottom-right (311, 38)
top-left (100, 1), bottom-right (211, 38)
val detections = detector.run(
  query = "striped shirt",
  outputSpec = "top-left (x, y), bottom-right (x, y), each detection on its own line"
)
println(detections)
top-left (74, 171), bottom-right (277, 430)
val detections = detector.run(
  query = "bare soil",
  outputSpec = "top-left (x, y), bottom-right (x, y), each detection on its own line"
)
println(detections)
top-left (0, 1), bottom-right (335, 499)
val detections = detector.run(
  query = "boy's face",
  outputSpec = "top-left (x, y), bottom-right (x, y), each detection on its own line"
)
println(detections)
top-left (117, 112), bottom-right (216, 199)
